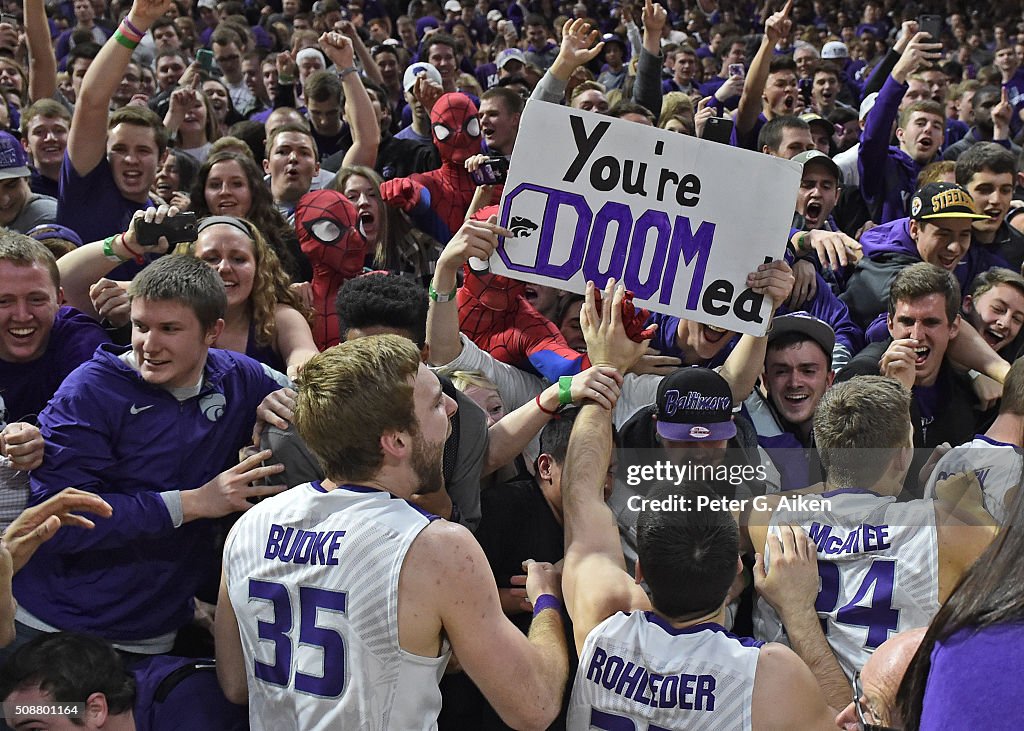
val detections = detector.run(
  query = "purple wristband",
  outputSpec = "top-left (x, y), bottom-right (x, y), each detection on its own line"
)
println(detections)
top-left (121, 17), bottom-right (144, 37)
top-left (532, 594), bottom-right (562, 616)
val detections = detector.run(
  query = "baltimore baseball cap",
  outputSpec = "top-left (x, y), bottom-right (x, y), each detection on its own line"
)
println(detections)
top-left (0, 131), bottom-right (29, 180)
top-left (792, 149), bottom-right (843, 185)
top-left (444, 0), bottom-right (461, 11)
top-left (910, 182), bottom-right (988, 221)
top-left (656, 367), bottom-right (736, 442)
top-left (768, 312), bottom-right (836, 358)
top-left (496, 48), bottom-right (527, 69)
top-left (487, 9), bottom-right (503, 21)
top-left (403, 61), bottom-right (443, 92)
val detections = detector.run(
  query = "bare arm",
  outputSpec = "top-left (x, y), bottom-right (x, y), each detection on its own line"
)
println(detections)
top-left (737, 0), bottom-right (792, 138)
top-left (272, 305), bottom-right (320, 380)
top-left (752, 643), bottom-right (838, 730)
top-left (484, 366), bottom-right (621, 476)
top-left (24, 0), bottom-right (57, 102)
top-left (718, 260), bottom-right (795, 401)
top-left (754, 525), bottom-right (850, 711)
top-left (68, 0), bottom-right (174, 176)
top-left (338, 21), bottom-right (383, 87)
top-left (946, 319), bottom-right (1010, 383)
top-left (57, 206), bottom-right (175, 316)
top-left (425, 217), bottom-right (508, 366)
top-left (214, 569), bottom-right (249, 705)
top-left (406, 522), bottom-right (569, 731)
top-left (320, 32), bottom-right (380, 169)
top-left (562, 281), bottom-right (652, 653)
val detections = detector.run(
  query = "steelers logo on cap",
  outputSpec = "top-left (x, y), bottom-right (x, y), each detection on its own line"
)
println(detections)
top-left (911, 196), bottom-right (922, 217)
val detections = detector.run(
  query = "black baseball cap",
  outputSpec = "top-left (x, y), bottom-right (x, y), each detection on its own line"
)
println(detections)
top-left (656, 367), bottom-right (736, 442)
top-left (768, 312), bottom-right (835, 359)
top-left (910, 182), bottom-right (988, 221)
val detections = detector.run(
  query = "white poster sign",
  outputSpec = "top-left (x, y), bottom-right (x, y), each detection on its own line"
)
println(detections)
top-left (494, 102), bottom-right (801, 336)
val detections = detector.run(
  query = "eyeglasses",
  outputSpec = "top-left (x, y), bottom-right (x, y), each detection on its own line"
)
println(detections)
top-left (853, 670), bottom-right (899, 731)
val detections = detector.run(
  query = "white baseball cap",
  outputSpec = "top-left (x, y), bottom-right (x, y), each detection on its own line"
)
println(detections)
top-left (403, 62), bottom-right (443, 92)
top-left (821, 41), bottom-right (849, 59)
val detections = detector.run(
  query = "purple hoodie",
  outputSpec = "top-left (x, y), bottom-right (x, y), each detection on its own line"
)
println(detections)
top-left (842, 217), bottom-right (1008, 329)
top-left (860, 217), bottom-right (1008, 293)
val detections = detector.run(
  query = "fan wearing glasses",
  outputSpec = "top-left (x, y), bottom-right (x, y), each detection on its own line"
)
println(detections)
top-left (835, 628), bottom-right (925, 731)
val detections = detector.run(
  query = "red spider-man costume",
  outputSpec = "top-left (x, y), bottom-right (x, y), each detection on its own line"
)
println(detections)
top-left (457, 205), bottom-right (655, 380)
top-left (296, 190), bottom-right (366, 350)
top-left (380, 93), bottom-right (490, 242)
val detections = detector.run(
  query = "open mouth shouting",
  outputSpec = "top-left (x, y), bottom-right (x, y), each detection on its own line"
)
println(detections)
top-left (913, 345), bottom-right (930, 366)
top-left (703, 324), bottom-right (728, 343)
top-left (982, 325), bottom-right (1008, 349)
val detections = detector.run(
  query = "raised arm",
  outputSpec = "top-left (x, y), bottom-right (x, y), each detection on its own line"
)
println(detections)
top-left (530, 19), bottom-right (604, 104)
top-left (718, 259), bottom-right (795, 401)
top-left (320, 32), bottom-right (380, 169)
top-left (754, 525), bottom-right (850, 712)
top-left (562, 280), bottom-right (652, 653)
top-left (425, 216), bottom-right (507, 366)
top-left (736, 0), bottom-right (792, 140)
top-left (484, 365), bottom-right (622, 476)
top-left (24, 0), bottom-right (57, 102)
top-left (68, 0), bottom-right (175, 176)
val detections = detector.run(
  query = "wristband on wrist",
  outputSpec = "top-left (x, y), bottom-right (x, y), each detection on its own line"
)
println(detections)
top-left (532, 594), bottom-right (562, 616)
top-left (119, 233), bottom-right (145, 264)
top-left (338, 66), bottom-right (359, 79)
top-left (796, 231), bottom-right (809, 251)
top-left (278, 74), bottom-right (296, 85)
top-left (102, 236), bottom-right (130, 263)
top-left (558, 375), bottom-right (574, 406)
top-left (428, 282), bottom-right (457, 302)
top-left (120, 17), bottom-right (144, 37)
top-left (113, 30), bottom-right (140, 50)
top-left (535, 392), bottom-right (560, 417)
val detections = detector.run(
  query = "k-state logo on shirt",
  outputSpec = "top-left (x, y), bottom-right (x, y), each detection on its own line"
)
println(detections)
top-left (199, 392), bottom-right (226, 422)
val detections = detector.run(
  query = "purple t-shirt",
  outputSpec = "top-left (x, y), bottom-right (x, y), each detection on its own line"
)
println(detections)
top-left (0, 306), bottom-right (108, 426)
top-left (920, 622), bottom-right (1024, 730)
top-left (57, 152), bottom-right (153, 246)
top-left (131, 656), bottom-right (248, 731)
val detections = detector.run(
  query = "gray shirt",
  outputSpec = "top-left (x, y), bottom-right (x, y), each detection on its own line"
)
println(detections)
top-left (10, 192), bottom-right (58, 234)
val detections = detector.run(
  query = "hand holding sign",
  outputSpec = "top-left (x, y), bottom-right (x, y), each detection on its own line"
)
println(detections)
top-left (744, 259), bottom-right (794, 313)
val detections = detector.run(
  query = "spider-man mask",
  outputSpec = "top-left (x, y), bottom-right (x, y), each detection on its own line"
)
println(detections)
top-left (296, 190), bottom-right (367, 279)
top-left (431, 93), bottom-right (482, 166)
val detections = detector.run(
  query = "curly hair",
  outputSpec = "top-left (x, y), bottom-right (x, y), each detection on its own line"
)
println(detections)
top-left (191, 150), bottom-right (299, 278)
top-left (186, 217), bottom-right (309, 348)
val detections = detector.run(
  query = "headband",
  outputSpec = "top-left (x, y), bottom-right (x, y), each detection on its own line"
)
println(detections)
top-left (197, 215), bottom-right (254, 240)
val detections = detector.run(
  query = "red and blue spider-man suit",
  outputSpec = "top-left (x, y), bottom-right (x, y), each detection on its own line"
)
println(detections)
top-left (380, 93), bottom-right (490, 242)
top-left (296, 190), bottom-right (366, 350)
top-left (458, 206), bottom-right (656, 381)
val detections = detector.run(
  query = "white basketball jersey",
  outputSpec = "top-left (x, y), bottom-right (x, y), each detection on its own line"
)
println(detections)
top-left (923, 436), bottom-right (1022, 524)
top-left (224, 482), bottom-right (450, 731)
top-left (754, 490), bottom-right (940, 678)
top-left (568, 611), bottom-right (761, 731)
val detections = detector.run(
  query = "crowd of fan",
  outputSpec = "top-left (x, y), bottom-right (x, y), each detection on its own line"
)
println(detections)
top-left (0, 0), bottom-right (1022, 728)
